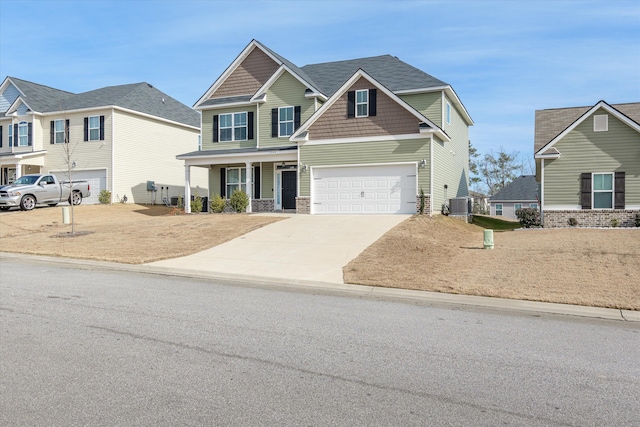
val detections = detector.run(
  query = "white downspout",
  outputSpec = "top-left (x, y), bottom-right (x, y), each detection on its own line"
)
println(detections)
top-left (184, 165), bottom-right (191, 213)
top-left (430, 135), bottom-right (434, 215)
top-left (111, 108), bottom-right (115, 203)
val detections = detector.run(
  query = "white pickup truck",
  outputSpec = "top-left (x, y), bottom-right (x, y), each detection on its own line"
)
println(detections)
top-left (0, 174), bottom-right (91, 211)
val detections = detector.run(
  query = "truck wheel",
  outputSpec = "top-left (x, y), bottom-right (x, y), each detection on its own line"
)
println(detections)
top-left (20, 195), bottom-right (36, 211)
top-left (70, 192), bottom-right (82, 206)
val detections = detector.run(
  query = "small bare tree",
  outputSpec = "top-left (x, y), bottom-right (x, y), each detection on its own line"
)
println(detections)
top-left (58, 115), bottom-right (78, 234)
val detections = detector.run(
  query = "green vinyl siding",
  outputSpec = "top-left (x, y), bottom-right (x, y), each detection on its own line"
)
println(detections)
top-left (261, 162), bottom-right (274, 198)
top-left (259, 71), bottom-right (315, 148)
top-left (201, 105), bottom-right (256, 151)
top-left (299, 138), bottom-right (430, 197)
top-left (209, 166), bottom-right (222, 197)
top-left (399, 92), bottom-right (442, 127)
top-left (544, 108), bottom-right (640, 207)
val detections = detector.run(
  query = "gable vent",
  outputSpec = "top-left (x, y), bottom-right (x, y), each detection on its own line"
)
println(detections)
top-left (594, 114), bottom-right (608, 132)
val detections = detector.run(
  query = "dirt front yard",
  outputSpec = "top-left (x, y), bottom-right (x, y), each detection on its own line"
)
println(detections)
top-left (1, 205), bottom-right (638, 310)
top-left (0, 204), bottom-right (283, 264)
top-left (345, 215), bottom-right (640, 310)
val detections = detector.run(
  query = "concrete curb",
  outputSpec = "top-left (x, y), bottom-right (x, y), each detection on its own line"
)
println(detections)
top-left (2, 252), bottom-right (637, 323)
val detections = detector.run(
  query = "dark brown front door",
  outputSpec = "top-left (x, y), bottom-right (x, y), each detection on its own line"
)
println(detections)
top-left (282, 171), bottom-right (296, 210)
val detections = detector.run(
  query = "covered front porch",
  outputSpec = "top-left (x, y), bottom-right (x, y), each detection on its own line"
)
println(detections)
top-left (178, 146), bottom-right (303, 214)
top-left (0, 151), bottom-right (47, 185)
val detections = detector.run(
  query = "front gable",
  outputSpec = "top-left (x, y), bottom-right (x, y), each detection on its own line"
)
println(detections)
top-left (307, 77), bottom-right (420, 141)
top-left (213, 47), bottom-right (280, 100)
top-left (0, 80), bottom-right (22, 114)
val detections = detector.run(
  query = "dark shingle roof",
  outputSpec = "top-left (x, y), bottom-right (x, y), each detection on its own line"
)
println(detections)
top-left (301, 55), bottom-right (448, 96)
top-left (6, 78), bottom-right (199, 128)
top-left (534, 102), bottom-right (640, 153)
top-left (490, 175), bottom-right (538, 202)
top-left (178, 145), bottom-right (297, 158)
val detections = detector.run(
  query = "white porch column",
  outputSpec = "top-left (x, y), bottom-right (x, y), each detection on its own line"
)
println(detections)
top-left (245, 161), bottom-right (252, 213)
top-left (15, 162), bottom-right (22, 180)
top-left (184, 165), bottom-right (191, 213)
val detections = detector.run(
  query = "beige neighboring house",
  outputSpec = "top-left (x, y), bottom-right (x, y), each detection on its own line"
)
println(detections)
top-left (0, 77), bottom-right (207, 204)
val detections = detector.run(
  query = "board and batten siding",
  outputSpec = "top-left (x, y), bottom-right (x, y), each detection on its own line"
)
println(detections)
top-left (259, 71), bottom-right (314, 148)
top-left (113, 109), bottom-right (207, 204)
top-left (299, 138), bottom-right (431, 198)
top-left (399, 91), bottom-right (442, 127)
top-left (543, 108), bottom-right (640, 208)
top-left (201, 105), bottom-right (257, 151)
top-left (42, 109), bottom-right (113, 180)
top-left (261, 162), bottom-right (274, 198)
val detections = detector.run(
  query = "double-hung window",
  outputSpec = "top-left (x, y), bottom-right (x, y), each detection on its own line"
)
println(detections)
top-left (54, 119), bottom-right (65, 144)
top-left (446, 102), bottom-right (451, 124)
top-left (593, 173), bottom-right (613, 209)
top-left (18, 121), bottom-right (28, 146)
top-left (356, 89), bottom-right (368, 117)
top-left (8, 124), bottom-right (13, 146)
top-left (495, 203), bottom-right (503, 216)
top-left (89, 116), bottom-right (100, 141)
top-left (279, 107), bottom-right (294, 137)
top-left (226, 167), bottom-right (253, 197)
top-left (219, 112), bottom-right (247, 142)
top-left (514, 203), bottom-right (522, 212)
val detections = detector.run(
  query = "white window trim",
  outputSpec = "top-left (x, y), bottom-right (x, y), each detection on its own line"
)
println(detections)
top-left (446, 101), bottom-right (451, 125)
top-left (18, 121), bottom-right (28, 146)
top-left (278, 106), bottom-right (294, 138)
top-left (88, 115), bottom-right (100, 141)
top-left (495, 203), bottom-right (503, 216)
top-left (225, 166), bottom-right (253, 199)
top-left (8, 123), bottom-right (13, 146)
top-left (54, 119), bottom-right (65, 144)
top-left (219, 112), bottom-right (248, 142)
top-left (592, 172), bottom-right (614, 209)
top-left (355, 89), bottom-right (369, 117)
top-left (593, 115), bottom-right (608, 132)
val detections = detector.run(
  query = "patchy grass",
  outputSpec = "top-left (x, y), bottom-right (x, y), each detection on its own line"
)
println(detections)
top-left (472, 214), bottom-right (521, 231)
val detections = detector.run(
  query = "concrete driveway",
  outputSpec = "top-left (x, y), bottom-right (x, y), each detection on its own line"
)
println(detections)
top-left (149, 214), bottom-right (410, 284)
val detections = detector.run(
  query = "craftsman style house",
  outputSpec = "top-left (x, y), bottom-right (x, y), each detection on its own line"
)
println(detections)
top-left (0, 77), bottom-right (207, 204)
top-left (179, 40), bottom-right (473, 214)
top-left (534, 101), bottom-right (640, 227)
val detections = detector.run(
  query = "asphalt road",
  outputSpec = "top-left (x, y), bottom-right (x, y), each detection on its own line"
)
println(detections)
top-left (1, 258), bottom-right (639, 426)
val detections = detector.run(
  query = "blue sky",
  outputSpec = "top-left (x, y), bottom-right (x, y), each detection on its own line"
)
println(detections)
top-left (1, 0), bottom-right (639, 162)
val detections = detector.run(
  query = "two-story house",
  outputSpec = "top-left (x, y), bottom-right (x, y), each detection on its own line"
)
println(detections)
top-left (0, 77), bottom-right (207, 204)
top-left (535, 101), bottom-right (640, 227)
top-left (178, 40), bottom-right (473, 214)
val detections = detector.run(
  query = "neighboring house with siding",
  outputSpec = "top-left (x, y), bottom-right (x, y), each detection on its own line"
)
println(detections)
top-left (179, 40), bottom-right (473, 214)
top-left (488, 175), bottom-right (538, 220)
top-left (534, 101), bottom-right (640, 227)
top-left (0, 77), bottom-right (207, 204)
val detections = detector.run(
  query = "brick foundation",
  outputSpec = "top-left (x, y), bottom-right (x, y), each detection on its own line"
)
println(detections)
top-left (251, 199), bottom-right (274, 213)
top-left (296, 197), bottom-right (310, 214)
top-left (415, 195), bottom-right (432, 214)
top-left (543, 209), bottom-right (640, 228)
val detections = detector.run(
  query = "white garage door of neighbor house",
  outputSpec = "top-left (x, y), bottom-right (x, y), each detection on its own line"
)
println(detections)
top-left (313, 164), bottom-right (417, 214)
top-left (63, 170), bottom-right (106, 205)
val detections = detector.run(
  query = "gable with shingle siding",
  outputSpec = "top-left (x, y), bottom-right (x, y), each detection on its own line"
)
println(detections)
top-left (307, 77), bottom-right (420, 141)
top-left (211, 48), bottom-right (280, 99)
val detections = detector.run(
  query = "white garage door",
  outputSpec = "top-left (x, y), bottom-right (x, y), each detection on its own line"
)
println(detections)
top-left (313, 164), bottom-right (416, 214)
top-left (57, 169), bottom-right (107, 205)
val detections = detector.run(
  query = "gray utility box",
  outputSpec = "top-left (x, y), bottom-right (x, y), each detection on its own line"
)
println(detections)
top-left (450, 197), bottom-right (472, 215)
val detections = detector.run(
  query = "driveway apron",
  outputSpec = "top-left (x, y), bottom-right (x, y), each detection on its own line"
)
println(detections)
top-left (148, 214), bottom-right (410, 283)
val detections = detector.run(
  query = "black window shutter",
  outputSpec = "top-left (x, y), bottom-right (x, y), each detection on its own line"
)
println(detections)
top-left (50, 121), bottom-right (55, 144)
top-left (27, 123), bottom-right (32, 146)
top-left (99, 116), bottom-right (105, 140)
top-left (294, 106), bottom-right (301, 130)
top-left (213, 115), bottom-right (219, 142)
top-left (347, 91), bottom-right (355, 118)
top-left (254, 166), bottom-right (261, 199)
top-left (0, 125), bottom-right (3, 147)
top-left (84, 117), bottom-right (88, 141)
top-left (65, 119), bottom-right (70, 143)
top-left (369, 89), bottom-right (377, 116)
top-left (220, 168), bottom-right (226, 198)
top-left (580, 173), bottom-right (591, 209)
top-left (614, 172), bottom-right (625, 209)
top-left (271, 108), bottom-right (278, 137)
top-left (248, 112), bottom-right (254, 140)
top-left (12, 124), bottom-right (17, 147)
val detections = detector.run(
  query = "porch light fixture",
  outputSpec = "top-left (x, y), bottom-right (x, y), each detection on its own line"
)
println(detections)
top-left (302, 164), bottom-right (308, 172)
top-left (419, 159), bottom-right (427, 168)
